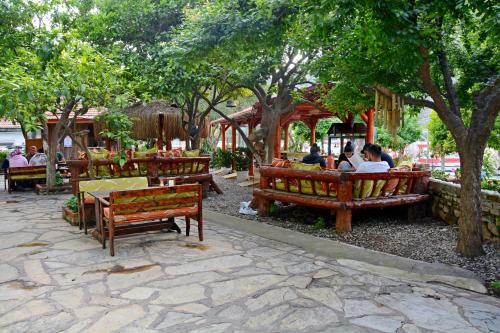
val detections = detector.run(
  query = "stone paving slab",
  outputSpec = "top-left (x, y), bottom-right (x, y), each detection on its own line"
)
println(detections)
top-left (0, 189), bottom-right (499, 333)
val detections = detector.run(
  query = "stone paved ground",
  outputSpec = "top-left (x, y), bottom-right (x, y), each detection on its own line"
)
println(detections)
top-left (1, 188), bottom-right (499, 333)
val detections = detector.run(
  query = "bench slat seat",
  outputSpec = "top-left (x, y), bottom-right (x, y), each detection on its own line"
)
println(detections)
top-left (103, 206), bottom-right (198, 224)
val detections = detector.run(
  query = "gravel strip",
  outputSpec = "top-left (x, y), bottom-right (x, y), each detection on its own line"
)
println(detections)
top-left (207, 175), bottom-right (500, 292)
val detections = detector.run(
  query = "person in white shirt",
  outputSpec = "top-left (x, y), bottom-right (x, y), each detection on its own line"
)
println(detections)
top-left (356, 144), bottom-right (390, 173)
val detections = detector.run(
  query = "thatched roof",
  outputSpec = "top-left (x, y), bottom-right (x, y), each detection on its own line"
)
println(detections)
top-left (95, 100), bottom-right (209, 141)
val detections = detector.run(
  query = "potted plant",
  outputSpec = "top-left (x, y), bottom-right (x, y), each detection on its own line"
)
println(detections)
top-left (62, 196), bottom-right (79, 226)
top-left (233, 147), bottom-right (252, 181)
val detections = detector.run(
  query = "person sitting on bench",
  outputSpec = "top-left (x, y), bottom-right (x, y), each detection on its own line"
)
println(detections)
top-left (356, 144), bottom-right (390, 173)
top-left (302, 143), bottom-right (326, 168)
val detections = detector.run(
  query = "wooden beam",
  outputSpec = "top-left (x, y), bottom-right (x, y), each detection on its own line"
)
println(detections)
top-left (231, 125), bottom-right (237, 171)
top-left (221, 125), bottom-right (226, 151)
top-left (274, 125), bottom-right (281, 159)
top-left (283, 124), bottom-right (289, 151)
top-left (248, 124), bottom-right (254, 177)
top-left (157, 113), bottom-right (164, 150)
top-left (365, 107), bottom-right (375, 144)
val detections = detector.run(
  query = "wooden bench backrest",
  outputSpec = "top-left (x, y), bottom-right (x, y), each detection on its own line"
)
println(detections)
top-left (67, 156), bottom-right (210, 194)
top-left (109, 184), bottom-right (202, 215)
top-left (8, 166), bottom-right (47, 180)
top-left (8, 166), bottom-right (46, 174)
top-left (79, 177), bottom-right (149, 196)
top-left (259, 166), bottom-right (430, 199)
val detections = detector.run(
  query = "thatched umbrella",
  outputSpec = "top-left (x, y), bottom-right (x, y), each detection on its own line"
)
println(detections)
top-left (95, 100), bottom-right (209, 146)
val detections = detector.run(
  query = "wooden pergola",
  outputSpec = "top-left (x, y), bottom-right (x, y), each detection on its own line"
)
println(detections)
top-left (211, 86), bottom-right (376, 174)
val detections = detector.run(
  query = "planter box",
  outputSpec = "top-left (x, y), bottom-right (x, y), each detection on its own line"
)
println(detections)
top-left (62, 206), bottom-right (79, 226)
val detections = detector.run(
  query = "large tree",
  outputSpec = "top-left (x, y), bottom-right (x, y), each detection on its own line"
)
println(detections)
top-left (170, 0), bottom-right (318, 162)
top-left (303, 0), bottom-right (499, 256)
top-left (0, 32), bottom-right (124, 188)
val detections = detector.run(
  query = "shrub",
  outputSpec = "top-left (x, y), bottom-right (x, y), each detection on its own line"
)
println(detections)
top-left (431, 169), bottom-right (448, 181)
top-left (233, 147), bottom-right (252, 171)
top-left (55, 171), bottom-right (64, 186)
top-left (0, 151), bottom-right (7, 159)
top-left (490, 280), bottom-right (500, 290)
top-left (66, 196), bottom-right (78, 213)
top-left (481, 179), bottom-right (500, 193)
top-left (211, 148), bottom-right (232, 169)
top-left (313, 217), bottom-right (326, 230)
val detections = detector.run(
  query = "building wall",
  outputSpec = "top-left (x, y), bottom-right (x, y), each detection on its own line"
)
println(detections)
top-left (428, 179), bottom-right (500, 242)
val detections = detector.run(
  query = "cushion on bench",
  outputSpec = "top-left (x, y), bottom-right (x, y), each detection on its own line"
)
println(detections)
top-left (10, 173), bottom-right (46, 180)
top-left (113, 191), bottom-right (198, 214)
top-left (103, 205), bottom-right (198, 224)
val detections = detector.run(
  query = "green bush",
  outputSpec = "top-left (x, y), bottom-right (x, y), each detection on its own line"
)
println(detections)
top-left (313, 217), bottom-right (326, 230)
top-left (211, 148), bottom-right (232, 169)
top-left (55, 171), bottom-right (64, 186)
top-left (233, 147), bottom-right (252, 171)
top-left (66, 196), bottom-right (78, 213)
top-left (481, 179), bottom-right (500, 192)
top-left (0, 151), bottom-right (7, 159)
top-left (431, 169), bottom-right (448, 181)
top-left (491, 280), bottom-right (500, 290)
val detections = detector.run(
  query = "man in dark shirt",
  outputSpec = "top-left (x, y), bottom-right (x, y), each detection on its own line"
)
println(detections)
top-left (302, 144), bottom-right (326, 167)
top-left (361, 143), bottom-right (395, 168)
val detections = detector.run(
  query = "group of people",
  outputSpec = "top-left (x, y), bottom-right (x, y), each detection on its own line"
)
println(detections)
top-left (302, 142), bottom-right (394, 173)
top-left (2, 146), bottom-right (47, 170)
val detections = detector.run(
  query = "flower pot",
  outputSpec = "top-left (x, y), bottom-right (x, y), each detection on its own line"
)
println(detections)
top-left (237, 170), bottom-right (248, 182)
top-left (62, 206), bottom-right (79, 226)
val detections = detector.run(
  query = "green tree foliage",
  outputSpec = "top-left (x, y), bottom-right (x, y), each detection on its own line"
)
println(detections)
top-left (301, 0), bottom-right (500, 257)
top-left (427, 111), bottom-right (456, 157)
top-left (376, 115), bottom-right (422, 158)
top-left (290, 118), bottom-right (336, 152)
top-left (0, 29), bottom-right (125, 187)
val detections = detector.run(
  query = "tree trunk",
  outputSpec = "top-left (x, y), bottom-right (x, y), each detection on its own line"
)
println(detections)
top-left (261, 110), bottom-right (280, 163)
top-left (456, 148), bottom-right (484, 257)
top-left (46, 132), bottom-right (58, 189)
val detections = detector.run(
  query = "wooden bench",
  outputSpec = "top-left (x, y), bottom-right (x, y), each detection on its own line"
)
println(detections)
top-left (99, 184), bottom-right (203, 256)
top-left (253, 166), bottom-right (430, 232)
top-left (77, 177), bottom-right (149, 234)
top-left (67, 156), bottom-right (222, 196)
top-left (6, 166), bottom-right (46, 193)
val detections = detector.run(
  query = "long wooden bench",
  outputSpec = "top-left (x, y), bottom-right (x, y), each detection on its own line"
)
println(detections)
top-left (253, 166), bottom-right (430, 232)
top-left (6, 166), bottom-right (46, 193)
top-left (67, 156), bottom-right (222, 196)
top-left (99, 184), bottom-right (203, 256)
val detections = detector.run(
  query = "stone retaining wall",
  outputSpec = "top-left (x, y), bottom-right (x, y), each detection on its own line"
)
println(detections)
top-left (428, 179), bottom-right (500, 242)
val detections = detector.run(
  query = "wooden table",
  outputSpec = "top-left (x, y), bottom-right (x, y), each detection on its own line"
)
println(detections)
top-left (88, 189), bottom-right (181, 247)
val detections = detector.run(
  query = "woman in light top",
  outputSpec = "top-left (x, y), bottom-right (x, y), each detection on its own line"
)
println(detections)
top-left (8, 148), bottom-right (28, 167)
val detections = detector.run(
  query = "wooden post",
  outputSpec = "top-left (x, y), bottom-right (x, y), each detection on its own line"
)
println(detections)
top-left (308, 118), bottom-right (319, 146)
top-left (231, 125), bottom-right (237, 171)
top-left (274, 125), bottom-right (281, 159)
top-left (283, 124), bottom-right (289, 151)
top-left (366, 107), bottom-right (375, 144)
top-left (221, 125), bottom-right (226, 151)
top-left (248, 124), bottom-right (254, 177)
top-left (335, 177), bottom-right (353, 232)
top-left (157, 113), bottom-right (164, 150)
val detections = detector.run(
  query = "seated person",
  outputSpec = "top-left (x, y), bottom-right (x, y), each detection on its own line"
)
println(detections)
top-left (302, 143), bottom-right (326, 168)
top-left (361, 143), bottom-right (394, 168)
top-left (26, 146), bottom-right (37, 162)
top-left (29, 148), bottom-right (47, 166)
top-left (337, 153), bottom-right (355, 171)
top-left (8, 148), bottom-right (28, 167)
top-left (356, 144), bottom-right (390, 173)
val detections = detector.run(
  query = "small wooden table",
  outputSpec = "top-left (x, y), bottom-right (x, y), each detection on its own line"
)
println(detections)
top-left (88, 189), bottom-right (181, 247)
